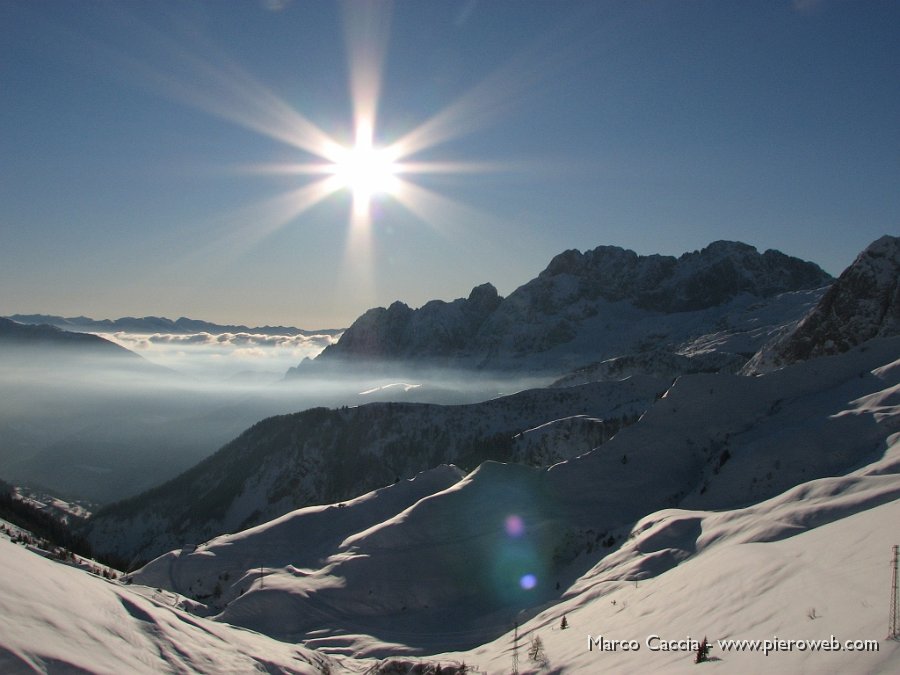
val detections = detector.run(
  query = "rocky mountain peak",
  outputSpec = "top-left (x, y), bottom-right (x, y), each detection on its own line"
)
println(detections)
top-left (746, 235), bottom-right (900, 372)
top-left (542, 249), bottom-right (587, 277)
top-left (466, 282), bottom-right (502, 313)
top-left (531, 240), bottom-right (831, 313)
top-left (865, 234), bottom-right (900, 259)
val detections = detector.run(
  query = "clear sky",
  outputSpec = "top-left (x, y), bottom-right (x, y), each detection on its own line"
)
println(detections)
top-left (1, 0), bottom-right (898, 329)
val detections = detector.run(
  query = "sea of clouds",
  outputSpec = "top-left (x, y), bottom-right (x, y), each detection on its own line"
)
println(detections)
top-left (102, 330), bottom-right (340, 381)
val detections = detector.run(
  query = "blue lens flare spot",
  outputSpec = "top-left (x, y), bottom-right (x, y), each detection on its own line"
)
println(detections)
top-left (519, 573), bottom-right (537, 590)
top-left (505, 514), bottom-right (525, 538)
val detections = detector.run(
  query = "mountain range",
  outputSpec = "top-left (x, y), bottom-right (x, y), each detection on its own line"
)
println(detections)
top-left (6, 314), bottom-right (342, 337)
top-left (86, 238), bottom-right (849, 562)
top-left (290, 240), bottom-right (833, 376)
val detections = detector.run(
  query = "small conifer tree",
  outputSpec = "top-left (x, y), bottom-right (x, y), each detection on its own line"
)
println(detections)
top-left (695, 636), bottom-right (710, 663)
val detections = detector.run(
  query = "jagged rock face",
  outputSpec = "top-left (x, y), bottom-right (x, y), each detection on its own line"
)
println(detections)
top-left (316, 282), bottom-right (501, 360)
top-left (301, 241), bottom-right (831, 371)
top-left (748, 235), bottom-right (900, 372)
top-left (534, 240), bottom-right (831, 313)
top-left (469, 241), bottom-right (831, 360)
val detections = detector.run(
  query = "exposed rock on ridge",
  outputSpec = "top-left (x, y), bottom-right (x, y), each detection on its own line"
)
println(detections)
top-left (295, 241), bottom-right (831, 373)
top-left (536, 240), bottom-right (829, 312)
top-left (315, 282), bottom-right (502, 360)
top-left (747, 235), bottom-right (900, 372)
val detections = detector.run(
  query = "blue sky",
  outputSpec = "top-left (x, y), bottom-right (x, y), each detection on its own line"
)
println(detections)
top-left (1, 0), bottom-right (898, 329)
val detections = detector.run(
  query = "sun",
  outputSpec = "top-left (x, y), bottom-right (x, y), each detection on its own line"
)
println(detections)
top-left (200, 1), bottom-right (507, 245)
top-left (330, 121), bottom-right (399, 217)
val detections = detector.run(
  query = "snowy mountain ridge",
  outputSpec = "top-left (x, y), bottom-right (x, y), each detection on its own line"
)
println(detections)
top-left (86, 376), bottom-right (668, 563)
top-left (291, 240), bottom-right (832, 376)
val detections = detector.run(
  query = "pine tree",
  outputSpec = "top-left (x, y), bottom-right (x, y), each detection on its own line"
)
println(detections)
top-left (560, 615), bottom-right (568, 630)
top-left (694, 636), bottom-right (710, 664)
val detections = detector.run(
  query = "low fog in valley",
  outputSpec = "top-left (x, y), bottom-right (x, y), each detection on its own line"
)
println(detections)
top-left (0, 332), bottom-right (552, 504)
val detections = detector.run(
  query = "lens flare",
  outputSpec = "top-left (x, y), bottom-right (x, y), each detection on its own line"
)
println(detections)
top-left (505, 514), bottom-right (525, 538)
top-left (519, 573), bottom-right (537, 590)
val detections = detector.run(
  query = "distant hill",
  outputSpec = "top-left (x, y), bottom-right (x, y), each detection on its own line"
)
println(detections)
top-left (289, 240), bottom-right (833, 377)
top-left (6, 314), bottom-right (343, 337)
top-left (0, 317), bottom-right (141, 359)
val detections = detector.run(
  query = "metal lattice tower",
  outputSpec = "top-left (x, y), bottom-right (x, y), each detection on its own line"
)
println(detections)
top-left (890, 545), bottom-right (899, 640)
top-left (512, 620), bottom-right (519, 675)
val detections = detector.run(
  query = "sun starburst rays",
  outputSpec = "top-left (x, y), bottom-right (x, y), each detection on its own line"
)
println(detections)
top-left (62, 0), bottom-right (594, 294)
top-left (218, 0), bottom-right (539, 257)
top-left (123, 0), bottom-right (533, 279)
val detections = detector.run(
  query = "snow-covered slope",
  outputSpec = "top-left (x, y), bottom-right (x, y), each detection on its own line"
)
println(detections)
top-left (747, 234), bottom-right (900, 373)
top-left (549, 349), bottom-right (746, 386)
top-left (437, 447), bottom-right (900, 674)
top-left (5, 340), bottom-right (899, 673)
top-left (86, 376), bottom-right (667, 563)
top-left (126, 338), bottom-right (899, 661)
top-left (8, 436), bottom-right (898, 674)
top-left (0, 532), bottom-right (335, 674)
top-left (7, 435), bottom-right (899, 674)
top-left (127, 465), bottom-right (467, 608)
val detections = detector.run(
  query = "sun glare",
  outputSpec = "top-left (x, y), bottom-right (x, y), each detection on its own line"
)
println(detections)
top-left (189, 1), bottom-right (510, 253)
top-left (332, 122), bottom-right (399, 216)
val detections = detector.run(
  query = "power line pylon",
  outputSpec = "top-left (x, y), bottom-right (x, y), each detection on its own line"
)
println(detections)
top-left (512, 620), bottom-right (519, 674)
top-left (890, 544), bottom-right (899, 640)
